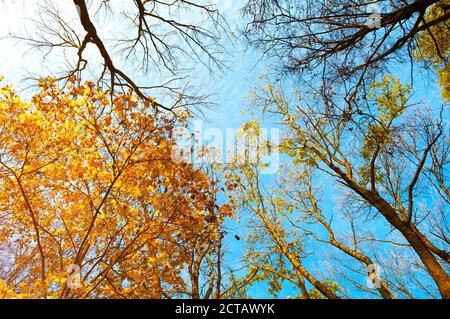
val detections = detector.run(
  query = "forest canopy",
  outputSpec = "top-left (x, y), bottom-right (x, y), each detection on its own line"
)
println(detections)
top-left (0, 0), bottom-right (449, 299)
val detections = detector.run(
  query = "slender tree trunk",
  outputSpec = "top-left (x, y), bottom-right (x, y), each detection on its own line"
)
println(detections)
top-left (214, 232), bottom-right (222, 299)
top-left (355, 184), bottom-right (450, 298)
top-left (310, 147), bottom-right (450, 298)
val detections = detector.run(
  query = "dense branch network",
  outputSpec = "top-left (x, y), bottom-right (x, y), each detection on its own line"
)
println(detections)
top-left (8, 0), bottom-right (227, 113)
top-left (243, 0), bottom-right (450, 110)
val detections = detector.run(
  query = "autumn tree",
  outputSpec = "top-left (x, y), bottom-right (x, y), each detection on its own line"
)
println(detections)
top-left (225, 76), bottom-right (450, 298)
top-left (224, 139), bottom-right (339, 298)
top-left (243, 0), bottom-right (450, 111)
top-left (226, 0), bottom-right (450, 299)
top-left (0, 76), bottom-right (231, 298)
top-left (415, 0), bottom-right (450, 101)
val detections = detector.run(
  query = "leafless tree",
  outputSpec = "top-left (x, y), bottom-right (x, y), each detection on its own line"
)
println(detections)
top-left (243, 0), bottom-right (450, 112)
top-left (6, 0), bottom-right (229, 113)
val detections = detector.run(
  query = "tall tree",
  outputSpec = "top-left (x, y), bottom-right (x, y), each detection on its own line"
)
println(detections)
top-left (226, 76), bottom-right (450, 298)
top-left (243, 0), bottom-right (450, 111)
top-left (0, 76), bottom-right (231, 298)
top-left (415, 0), bottom-right (450, 101)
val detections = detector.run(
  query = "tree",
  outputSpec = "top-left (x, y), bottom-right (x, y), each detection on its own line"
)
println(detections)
top-left (225, 76), bottom-right (450, 298)
top-left (0, 76), bottom-right (231, 298)
top-left (7, 0), bottom-right (227, 112)
top-left (415, 0), bottom-right (450, 101)
top-left (224, 150), bottom-right (340, 299)
top-left (243, 0), bottom-right (450, 111)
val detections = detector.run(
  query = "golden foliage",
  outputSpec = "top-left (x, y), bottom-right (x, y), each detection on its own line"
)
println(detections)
top-left (415, 0), bottom-right (450, 101)
top-left (0, 77), bottom-right (228, 298)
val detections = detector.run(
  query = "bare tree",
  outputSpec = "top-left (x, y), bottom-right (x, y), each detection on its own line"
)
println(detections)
top-left (243, 0), bottom-right (450, 111)
top-left (6, 0), bottom-right (229, 112)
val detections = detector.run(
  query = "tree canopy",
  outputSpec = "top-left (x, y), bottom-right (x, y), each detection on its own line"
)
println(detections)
top-left (0, 0), bottom-right (449, 300)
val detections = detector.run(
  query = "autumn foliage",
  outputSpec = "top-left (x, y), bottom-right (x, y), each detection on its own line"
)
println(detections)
top-left (0, 77), bottom-right (229, 298)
